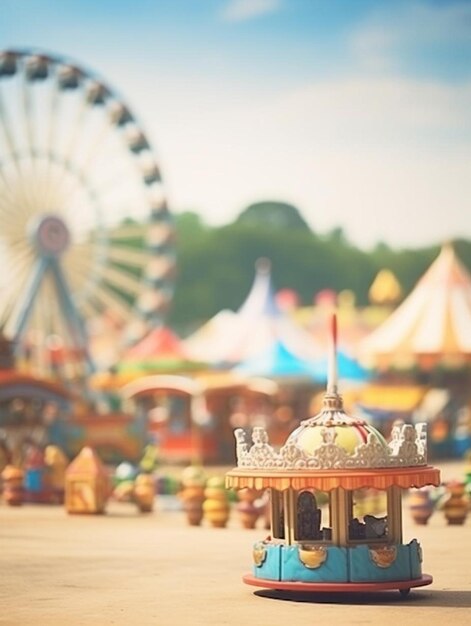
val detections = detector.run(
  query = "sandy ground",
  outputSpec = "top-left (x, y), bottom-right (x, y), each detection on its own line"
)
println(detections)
top-left (1, 460), bottom-right (470, 626)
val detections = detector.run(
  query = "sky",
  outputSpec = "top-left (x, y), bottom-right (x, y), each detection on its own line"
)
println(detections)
top-left (1, 0), bottom-right (470, 249)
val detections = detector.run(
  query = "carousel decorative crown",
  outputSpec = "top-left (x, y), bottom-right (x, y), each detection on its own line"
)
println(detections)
top-left (234, 315), bottom-right (428, 471)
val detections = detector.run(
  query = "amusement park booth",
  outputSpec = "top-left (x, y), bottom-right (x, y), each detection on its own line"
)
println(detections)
top-left (226, 382), bottom-right (440, 596)
top-left (121, 373), bottom-right (279, 465)
top-left (0, 334), bottom-right (73, 460)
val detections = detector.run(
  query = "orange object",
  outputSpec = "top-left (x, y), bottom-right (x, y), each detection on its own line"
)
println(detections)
top-left (133, 473), bottom-right (155, 513)
top-left (1, 465), bottom-right (24, 506)
top-left (65, 447), bottom-right (110, 514)
top-left (45, 445), bottom-right (68, 503)
top-left (203, 476), bottom-right (230, 528)
top-left (179, 465), bottom-right (207, 526)
top-left (236, 488), bottom-right (263, 529)
top-left (443, 481), bottom-right (469, 525)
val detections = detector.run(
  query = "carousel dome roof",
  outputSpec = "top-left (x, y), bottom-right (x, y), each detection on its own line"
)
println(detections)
top-left (286, 390), bottom-right (388, 457)
top-left (226, 386), bottom-right (439, 490)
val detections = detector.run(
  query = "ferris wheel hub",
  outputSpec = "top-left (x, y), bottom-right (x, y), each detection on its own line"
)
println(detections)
top-left (29, 214), bottom-right (71, 257)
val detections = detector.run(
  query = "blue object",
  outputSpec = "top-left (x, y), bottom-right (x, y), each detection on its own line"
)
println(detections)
top-left (251, 541), bottom-right (422, 583)
top-left (234, 340), bottom-right (370, 382)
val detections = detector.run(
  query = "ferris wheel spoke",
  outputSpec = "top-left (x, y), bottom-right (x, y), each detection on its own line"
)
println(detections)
top-left (100, 265), bottom-right (143, 297)
top-left (0, 90), bottom-right (21, 173)
top-left (0, 190), bottom-right (24, 215)
top-left (89, 284), bottom-right (134, 322)
top-left (77, 115), bottom-right (115, 179)
top-left (63, 243), bottom-right (106, 301)
top-left (21, 73), bottom-right (35, 162)
top-left (0, 260), bottom-right (33, 330)
top-left (79, 296), bottom-right (102, 321)
top-left (109, 222), bottom-right (146, 240)
top-left (105, 244), bottom-right (148, 268)
top-left (62, 98), bottom-right (88, 168)
top-left (41, 72), bottom-right (61, 204)
top-left (85, 162), bottom-right (136, 199)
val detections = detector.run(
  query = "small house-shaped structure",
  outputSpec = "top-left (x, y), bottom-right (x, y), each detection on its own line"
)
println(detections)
top-left (226, 319), bottom-right (440, 597)
top-left (65, 446), bottom-right (110, 514)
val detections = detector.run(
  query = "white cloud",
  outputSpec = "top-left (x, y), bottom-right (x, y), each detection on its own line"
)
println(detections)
top-left (99, 56), bottom-right (471, 249)
top-left (220, 0), bottom-right (281, 22)
top-left (146, 74), bottom-right (471, 248)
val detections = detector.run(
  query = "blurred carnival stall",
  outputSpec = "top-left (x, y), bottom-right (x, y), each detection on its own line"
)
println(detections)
top-left (359, 244), bottom-right (471, 458)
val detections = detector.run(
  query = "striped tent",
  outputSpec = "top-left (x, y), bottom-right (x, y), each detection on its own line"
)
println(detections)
top-left (359, 244), bottom-right (471, 369)
top-left (183, 258), bottom-right (320, 365)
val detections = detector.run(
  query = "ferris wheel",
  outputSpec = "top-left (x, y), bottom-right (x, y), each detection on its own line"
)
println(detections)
top-left (0, 49), bottom-right (176, 380)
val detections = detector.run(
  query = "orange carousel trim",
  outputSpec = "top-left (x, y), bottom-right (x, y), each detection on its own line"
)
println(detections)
top-left (225, 465), bottom-right (440, 491)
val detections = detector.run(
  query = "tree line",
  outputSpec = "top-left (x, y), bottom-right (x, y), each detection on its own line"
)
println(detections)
top-left (156, 202), bottom-right (471, 335)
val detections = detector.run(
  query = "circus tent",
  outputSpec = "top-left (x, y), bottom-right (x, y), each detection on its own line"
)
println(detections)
top-left (181, 310), bottom-right (239, 364)
top-left (233, 340), bottom-right (321, 380)
top-left (123, 326), bottom-right (188, 361)
top-left (112, 326), bottom-right (206, 378)
top-left (359, 244), bottom-right (471, 369)
top-left (183, 259), bottom-right (321, 365)
top-left (234, 338), bottom-right (370, 383)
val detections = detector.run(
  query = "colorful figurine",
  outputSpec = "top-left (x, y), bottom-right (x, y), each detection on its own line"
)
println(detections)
top-left (408, 488), bottom-right (435, 525)
top-left (44, 445), bottom-right (69, 504)
top-left (464, 451), bottom-right (471, 498)
top-left (226, 315), bottom-right (441, 598)
top-left (179, 465), bottom-right (207, 526)
top-left (65, 446), bottom-right (111, 514)
top-left (443, 481), bottom-right (469, 525)
top-left (133, 473), bottom-right (155, 513)
top-left (236, 488), bottom-right (264, 529)
top-left (23, 443), bottom-right (50, 503)
top-left (1, 465), bottom-right (24, 506)
top-left (203, 475), bottom-right (230, 528)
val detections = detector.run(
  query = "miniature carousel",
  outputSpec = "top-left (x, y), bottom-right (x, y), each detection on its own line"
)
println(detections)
top-left (226, 318), bottom-right (440, 597)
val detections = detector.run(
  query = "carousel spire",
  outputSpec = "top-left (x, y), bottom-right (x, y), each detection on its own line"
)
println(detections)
top-left (321, 312), bottom-right (344, 413)
top-left (327, 313), bottom-right (338, 394)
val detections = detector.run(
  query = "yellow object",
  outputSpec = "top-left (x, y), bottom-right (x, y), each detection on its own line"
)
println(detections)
top-left (368, 269), bottom-right (402, 305)
top-left (134, 474), bottom-right (155, 512)
top-left (369, 545), bottom-right (397, 568)
top-left (298, 546), bottom-right (328, 569)
top-left (65, 447), bottom-right (110, 515)
top-left (253, 543), bottom-right (267, 567)
top-left (45, 445), bottom-right (68, 492)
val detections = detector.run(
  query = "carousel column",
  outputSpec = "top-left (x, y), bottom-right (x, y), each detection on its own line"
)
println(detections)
top-left (283, 487), bottom-right (296, 545)
top-left (269, 489), bottom-right (283, 538)
top-left (387, 485), bottom-right (403, 543)
top-left (337, 487), bottom-right (350, 547)
top-left (330, 487), bottom-right (349, 546)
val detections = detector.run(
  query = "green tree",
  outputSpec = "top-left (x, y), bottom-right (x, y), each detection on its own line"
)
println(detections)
top-left (234, 201), bottom-right (311, 231)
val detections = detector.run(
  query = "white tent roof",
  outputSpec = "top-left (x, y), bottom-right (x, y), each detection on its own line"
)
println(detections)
top-left (183, 259), bottom-right (320, 365)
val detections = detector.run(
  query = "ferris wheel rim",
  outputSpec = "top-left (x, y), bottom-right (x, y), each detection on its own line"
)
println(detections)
top-left (0, 47), bottom-right (176, 375)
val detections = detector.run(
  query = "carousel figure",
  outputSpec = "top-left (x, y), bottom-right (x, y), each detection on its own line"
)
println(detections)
top-left (226, 316), bottom-right (440, 598)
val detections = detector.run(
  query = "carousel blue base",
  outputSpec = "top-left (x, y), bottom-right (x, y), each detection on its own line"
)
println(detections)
top-left (253, 539), bottom-right (422, 583)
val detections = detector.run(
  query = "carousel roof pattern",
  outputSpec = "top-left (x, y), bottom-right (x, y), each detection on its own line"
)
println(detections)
top-left (226, 414), bottom-right (439, 491)
top-left (360, 244), bottom-right (471, 368)
top-left (227, 353), bottom-right (439, 491)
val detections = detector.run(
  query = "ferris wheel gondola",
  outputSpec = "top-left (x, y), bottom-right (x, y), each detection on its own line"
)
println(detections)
top-left (0, 49), bottom-right (176, 380)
